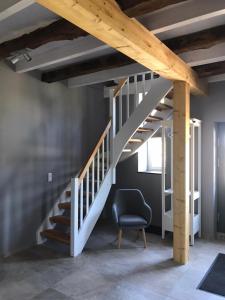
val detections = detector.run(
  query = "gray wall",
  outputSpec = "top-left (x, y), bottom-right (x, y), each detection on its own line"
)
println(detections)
top-left (110, 81), bottom-right (225, 239)
top-left (191, 81), bottom-right (225, 239)
top-left (0, 62), bottom-right (107, 256)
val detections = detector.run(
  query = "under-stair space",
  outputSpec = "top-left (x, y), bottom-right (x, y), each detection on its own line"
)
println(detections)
top-left (161, 119), bottom-right (202, 245)
top-left (41, 71), bottom-right (174, 256)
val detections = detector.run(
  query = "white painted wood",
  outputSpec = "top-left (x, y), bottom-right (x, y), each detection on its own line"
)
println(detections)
top-left (73, 169), bottom-right (112, 256)
top-left (16, 36), bottom-right (108, 73)
top-left (208, 73), bottom-right (225, 83)
top-left (126, 80), bottom-right (130, 120)
top-left (70, 177), bottom-right (79, 257)
top-left (107, 132), bottom-right (109, 170)
top-left (198, 123), bottom-right (202, 238)
top-left (92, 160), bottom-right (95, 203)
top-left (140, 0), bottom-right (225, 38)
top-left (86, 169), bottom-right (89, 214)
top-left (181, 42), bottom-right (225, 67)
top-left (17, 0), bottom-right (225, 74)
top-left (102, 141), bottom-right (105, 180)
top-left (97, 149), bottom-right (100, 190)
top-left (110, 89), bottom-right (116, 184)
top-left (113, 78), bottom-right (173, 167)
top-left (162, 119), bottom-right (202, 244)
top-left (134, 75), bottom-right (138, 107)
top-left (0, 0), bottom-right (34, 22)
top-left (119, 89), bottom-right (123, 130)
top-left (162, 123), bottom-right (166, 239)
top-left (68, 64), bottom-right (147, 88)
top-left (104, 76), bottom-right (153, 98)
top-left (190, 122), bottom-right (195, 245)
top-left (80, 180), bottom-right (83, 228)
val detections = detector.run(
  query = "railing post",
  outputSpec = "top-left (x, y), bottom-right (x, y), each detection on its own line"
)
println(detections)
top-left (70, 177), bottom-right (79, 257)
top-left (110, 89), bottom-right (116, 184)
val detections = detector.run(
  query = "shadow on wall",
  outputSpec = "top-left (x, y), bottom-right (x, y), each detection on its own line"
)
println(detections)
top-left (0, 62), bottom-right (107, 256)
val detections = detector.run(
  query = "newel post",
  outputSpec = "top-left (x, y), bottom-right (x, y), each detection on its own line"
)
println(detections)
top-left (109, 89), bottom-right (116, 184)
top-left (70, 177), bottom-right (79, 257)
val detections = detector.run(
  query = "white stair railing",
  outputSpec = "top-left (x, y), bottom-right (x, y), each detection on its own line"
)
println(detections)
top-left (113, 71), bottom-right (154, 134)
top-left (70, 120), bottom-right (111, 256)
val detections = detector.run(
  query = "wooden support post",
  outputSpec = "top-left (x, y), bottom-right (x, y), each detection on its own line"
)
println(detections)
top-left (173, 81), bottom-right (190, 264)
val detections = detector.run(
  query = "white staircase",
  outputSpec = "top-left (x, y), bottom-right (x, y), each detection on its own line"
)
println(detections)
top-left (40, 72), bottom-right (173, 256)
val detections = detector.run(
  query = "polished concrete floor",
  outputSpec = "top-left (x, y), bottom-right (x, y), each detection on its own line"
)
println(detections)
top-left (1, 226), bottom-right (225, 300)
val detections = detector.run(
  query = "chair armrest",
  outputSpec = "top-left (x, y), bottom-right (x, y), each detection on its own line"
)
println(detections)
top-left (140, 202), bottom-right (152, 227)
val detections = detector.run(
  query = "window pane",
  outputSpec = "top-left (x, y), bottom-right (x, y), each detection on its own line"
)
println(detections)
top-left (148, 137), bottom-right (162, 170)
top-left (138, 142), bottom-right (147, 171)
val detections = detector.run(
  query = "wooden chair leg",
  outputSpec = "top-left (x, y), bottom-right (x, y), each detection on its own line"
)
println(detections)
top-left (142, 228), bottom-right (147, 248)
top-left (118, 229), bottom-right (122, 249)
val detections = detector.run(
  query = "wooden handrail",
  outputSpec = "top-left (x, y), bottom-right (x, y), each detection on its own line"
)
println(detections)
top-left (78, 119), bottom-right (111, 182)
top-left (113, 78), bottom-right (128, 98)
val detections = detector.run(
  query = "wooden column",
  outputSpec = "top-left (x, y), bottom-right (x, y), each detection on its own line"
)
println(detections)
top-left (173, 81), bottom-right (190, 264)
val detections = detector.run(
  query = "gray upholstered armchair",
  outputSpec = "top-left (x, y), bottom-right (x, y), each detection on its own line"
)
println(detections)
top-left (112, 189), bottom-right (152, 248)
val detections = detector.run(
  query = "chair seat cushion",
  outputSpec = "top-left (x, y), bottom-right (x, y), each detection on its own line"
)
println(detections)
top-left (119, 214), bottom-right (147, 228)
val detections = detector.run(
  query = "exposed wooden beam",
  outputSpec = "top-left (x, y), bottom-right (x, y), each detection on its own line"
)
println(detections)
top-left (0, 0), bottom-right (186, 60)
top-left (42, 25), bottom-right (225, 84)
top-left (141, 0), bottom-right (225, 37)
top-left (165, 25), bottom-right (225, 54)
top-left (116, 0), bottom-right (187, 18)
top-left (193, 61), bottom-right (225, 78)
top-left (181, 42), bottom-right (225, 67)
top-left (36, 0), bottom-right (205, 94)
top-left (42, 53), bottom-right (134, 83)
top-left (13, 0), bottom-right (225, 73)
top-left (68, 63), bottom-right (147, 88)
top-left (0, 0), bottom-right (34, 22)
top-left (173, 80), bottom-right (190, 264)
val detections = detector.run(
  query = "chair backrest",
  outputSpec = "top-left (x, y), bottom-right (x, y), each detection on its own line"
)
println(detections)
top-left (113, 189), bottom-right (146, 215)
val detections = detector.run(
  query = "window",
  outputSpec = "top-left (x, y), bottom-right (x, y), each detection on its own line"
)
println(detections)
top-left (138, 137), bottom-right (163, 173)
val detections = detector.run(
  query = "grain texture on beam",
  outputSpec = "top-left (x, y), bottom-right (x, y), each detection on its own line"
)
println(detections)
top-left (0, 0), bottom-right (186, 60)
top-left (173, 80), bottom-right (190, 264)
top-left (36, 0), bottom-right (205, 94)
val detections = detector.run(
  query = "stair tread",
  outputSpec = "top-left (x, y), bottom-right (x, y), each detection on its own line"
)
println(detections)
top-left (129, 138), bottom-right (143, 143)
top-left (156, 103), bottom-right (173, 111)
top-left (41, 229), bottom-right (70, 245)
top-left (50, 215), bottom-right (70, 226)
top-left (58, 202), bottom-right (71, 209)
top-left (146, 116), bottom-right (163, 122)
top-left (122, 149), bottom-right (132, 153)
top-left (137, 127), bottom-right (153, 133)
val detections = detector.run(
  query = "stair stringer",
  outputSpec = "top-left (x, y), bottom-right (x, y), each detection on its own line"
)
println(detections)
top-left (72, 168), bottom-right (113, 257)
top-left (112, 78), bottom-right (173, 167)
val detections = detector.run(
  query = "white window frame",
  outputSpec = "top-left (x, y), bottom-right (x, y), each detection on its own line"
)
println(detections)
top-left (138, 136), bottom-right (163, 174)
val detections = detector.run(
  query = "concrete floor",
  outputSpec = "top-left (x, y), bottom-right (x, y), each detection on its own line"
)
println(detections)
top-left (1, 226), bottom-right (225, 300)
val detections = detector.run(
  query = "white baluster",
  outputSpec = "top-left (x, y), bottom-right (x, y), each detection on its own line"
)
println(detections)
top-left (70, 177), bottom-right (79, 257)
top-left (119, 88), bottom-right (122, 129)
top-left (134, 75), bottom-right (138, 107)
top-left (80, 180), bottom-right (83, 228)
top-left (126, 79), bottom-right (129, 120)
top-left (92, 159), bottom-right (95, 203)
top-left (107, 132), bottom-right (109, 169)
top-left (97, 149), bottom-right (100, 190)
top-left (110, 89), bottom-right (116, 183)
top-left (142, 73), bottom-right (145, 95)
top-left (102, 140), bottom-right (105, 180)
top-left (86, 169), bottom-right (89, 214)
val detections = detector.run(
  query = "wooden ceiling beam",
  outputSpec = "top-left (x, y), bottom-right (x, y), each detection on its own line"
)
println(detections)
top-left (42, 25), bottom-right (225, 84)
top-left (193, 61), bottom-right (225, 78)
top-left (0, 0), bottom-right (186, 60)
top-left (36, 0), bottom-right (205, 94)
